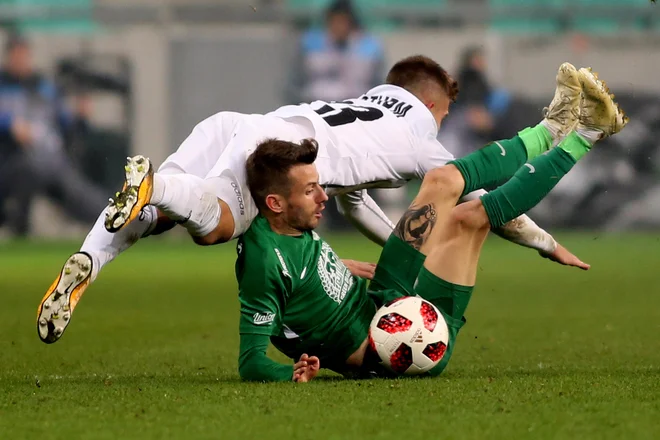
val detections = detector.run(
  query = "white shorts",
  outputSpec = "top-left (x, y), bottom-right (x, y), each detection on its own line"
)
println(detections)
top-left (158, 111), bottom-right (315, 239)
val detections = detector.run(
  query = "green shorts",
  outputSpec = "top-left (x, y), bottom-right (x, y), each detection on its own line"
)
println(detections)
top-left (368, 235), bottom-right (473, 377)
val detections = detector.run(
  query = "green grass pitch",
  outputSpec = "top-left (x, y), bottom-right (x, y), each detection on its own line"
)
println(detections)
top-left (1, 233), bottom-right (660, 439)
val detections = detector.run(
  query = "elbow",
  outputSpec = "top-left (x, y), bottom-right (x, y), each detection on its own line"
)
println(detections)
top-left (239, 366), bottom-right (257, 382)
top-left (238, 358), bottom-right (274, 382)
top-left (238, 359), bottom-right (259, 382)
top-left (336, 202), bottom-right (349, 218)
top-left (336, 197), bottom-right (359, 220)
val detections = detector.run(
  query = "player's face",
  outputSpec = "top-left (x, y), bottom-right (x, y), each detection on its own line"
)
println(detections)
top-left (283, 164), bottom-right (328, 232)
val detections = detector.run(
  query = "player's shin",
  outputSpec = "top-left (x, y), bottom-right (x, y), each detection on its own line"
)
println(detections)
top-left (150, 173), bottom-right (222, 238)
top-left (81, 205), bottom-right (159, 281)
top-left (480, 131), bottom-right (590, 228)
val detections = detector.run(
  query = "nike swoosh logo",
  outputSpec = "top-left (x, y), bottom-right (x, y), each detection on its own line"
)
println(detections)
top-left (495, 141), bottom-right (506, 156)
top-left (524, 164), bottom-right (536, 174)
top-left (300, 267), bottom-right (307, 279)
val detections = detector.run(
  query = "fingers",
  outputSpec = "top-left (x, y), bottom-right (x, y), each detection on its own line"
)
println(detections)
top-left (564, 257), bottom-right (590, 270)
top-left (563, 250), bottom-right (590, 270)
top-left (540, 246), bottom-right (590, 271)
top-left (362, 263), bottom-right (376, 279)
top-left (354, 262), bottom-right (376, 280)
top-left (295, 373), bottom-right (309, 383)
top-left (293, 366), bottom-right (307, 378)
top-left (293, 366), bottom-right (310, 383)
top-left (575, 260), bottom-right (591, 271)
top-left (308, 356), bottom-right (320, 371)
top-left (357, 269), bottom-right (374, 280)
top-left (343, 260), bottom-right (377, 280)
top-left (293, 361), bottom-right (306, 370)
top-left (293, 357), bottom-right (309, 382)
top-left (293, 354), bottom-right (320, 383)
top-left (293, 354), bottom-right (309, 371)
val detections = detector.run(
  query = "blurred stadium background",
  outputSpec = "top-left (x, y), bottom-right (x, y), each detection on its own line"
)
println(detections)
top-left (1, 0), bottom-right (660, 239)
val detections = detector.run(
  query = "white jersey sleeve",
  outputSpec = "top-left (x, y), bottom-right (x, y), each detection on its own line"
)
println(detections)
top-left (335, 190), bottom-right (395, 246)
top-left (414, 138), bottom-right (457, 179)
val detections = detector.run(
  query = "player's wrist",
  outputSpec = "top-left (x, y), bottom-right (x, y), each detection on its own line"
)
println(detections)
top-left (539, 234), bottom-right (558, 254)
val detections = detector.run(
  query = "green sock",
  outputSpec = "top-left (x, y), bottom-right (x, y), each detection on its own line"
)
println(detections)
top-left (481, 132), bottom-right (591, 228)
top-left (415, 267), bottom-right (473, 321)
top-left (450, 124), bottom-right (553, 196)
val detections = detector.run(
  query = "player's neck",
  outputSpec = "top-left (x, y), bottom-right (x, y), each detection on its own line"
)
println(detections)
top-left (266, 215), bottom-right (303, 237)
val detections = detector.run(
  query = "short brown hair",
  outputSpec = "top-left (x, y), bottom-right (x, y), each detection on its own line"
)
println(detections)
top-left (386, 55), bottom-right (459, 102)
top-left (246, 138), bottom-right (319, 212)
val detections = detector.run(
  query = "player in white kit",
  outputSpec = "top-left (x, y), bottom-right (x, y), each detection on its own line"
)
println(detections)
top-left (37, 55), bottom-right (587, 343)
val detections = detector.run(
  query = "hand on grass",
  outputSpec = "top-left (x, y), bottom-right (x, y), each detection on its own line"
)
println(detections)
top-left (293, 354), bottom-right (320, 383)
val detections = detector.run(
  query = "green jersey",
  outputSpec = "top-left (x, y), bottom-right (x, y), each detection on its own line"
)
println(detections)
top-left (237, 215), bottom-right (375, 381)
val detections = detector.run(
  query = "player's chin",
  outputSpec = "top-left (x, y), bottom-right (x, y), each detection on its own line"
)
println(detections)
top-left (307, 214), bottom-right (322, 230)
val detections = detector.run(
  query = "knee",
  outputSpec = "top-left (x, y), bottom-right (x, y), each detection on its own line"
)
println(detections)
top-left (151, 216), bottom-right (176, 236)
top-left (191, 233), bottom-right (225, 246)
top-left (421, 166), bottom-right (465, 201)
top-left (190, 220), bottom-right (233, 246)
top-left (449, 200), bottom-right (491, 234)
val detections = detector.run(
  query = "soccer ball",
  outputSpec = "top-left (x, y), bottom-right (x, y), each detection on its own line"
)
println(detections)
top-left (369, 296), bottom-right (449, 375)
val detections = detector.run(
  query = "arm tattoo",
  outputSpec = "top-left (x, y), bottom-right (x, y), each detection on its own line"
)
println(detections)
top-left (393, 203), bottom-right (437, 250)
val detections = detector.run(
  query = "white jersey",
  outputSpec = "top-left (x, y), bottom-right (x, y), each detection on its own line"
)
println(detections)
top-left (268, 84), bottom-right (455, 197)
top-left (159, 85), bottom-right (456, 239)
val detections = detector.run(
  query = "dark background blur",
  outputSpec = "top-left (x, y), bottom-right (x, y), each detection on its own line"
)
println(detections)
top-left (1, 0), bottom-right (659, 239)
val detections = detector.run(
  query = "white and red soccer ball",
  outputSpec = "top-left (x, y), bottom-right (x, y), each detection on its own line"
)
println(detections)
top-left (369, 296), bottom-right (449, 375)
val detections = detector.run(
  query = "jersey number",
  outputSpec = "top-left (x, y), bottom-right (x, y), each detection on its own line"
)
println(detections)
top-left (315, 103), bottom-right (384, 127)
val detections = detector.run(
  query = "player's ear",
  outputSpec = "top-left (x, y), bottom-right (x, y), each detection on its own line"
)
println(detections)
top-left (265, 194), bottom-right (285, 214)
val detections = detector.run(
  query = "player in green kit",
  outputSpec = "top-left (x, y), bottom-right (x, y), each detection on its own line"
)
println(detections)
top-left (236, 138), bottom-right (375, 381)
top-left (237, 63), bottom-right (627, 382)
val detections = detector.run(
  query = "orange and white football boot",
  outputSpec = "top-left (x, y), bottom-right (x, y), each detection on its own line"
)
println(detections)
top-left (104, 155), bottom-right (154, 233)
top-left (37, 252), bottom-right (93, 343)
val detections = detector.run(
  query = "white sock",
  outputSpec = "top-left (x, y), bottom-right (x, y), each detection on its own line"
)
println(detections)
top-left (150, 173), bottom-right (221, 237)
top-left (80, 205), bottom-right (158, 282)
top-left (576, 126), bottom-right (603, 145)
top-left (539, 119), bottom-right (563, 147)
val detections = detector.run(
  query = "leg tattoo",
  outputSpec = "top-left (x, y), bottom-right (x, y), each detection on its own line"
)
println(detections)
top-left (394, 203), bottom-right (437, 250)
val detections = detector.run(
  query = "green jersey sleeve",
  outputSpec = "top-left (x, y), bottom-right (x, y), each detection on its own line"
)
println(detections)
top-left (237, 241), bottom-right (291, 336)
top-left (238, 334), bottom-right (294, 382)
top-left (236, 235), bottom-right (296, 382)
